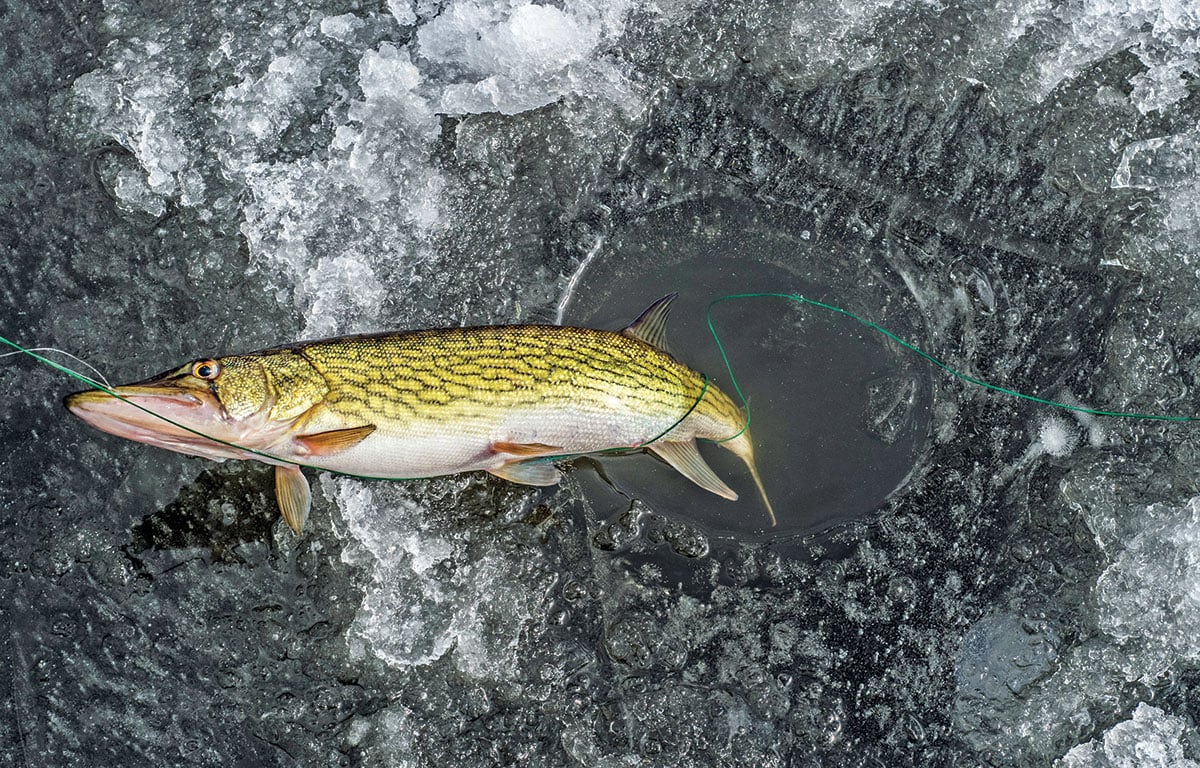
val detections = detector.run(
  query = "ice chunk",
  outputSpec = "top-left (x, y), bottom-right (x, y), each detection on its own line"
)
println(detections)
top-left (320, 13), bottom-right (367, 43)
top-left (113, 168), bottom-right (166, 218)
top-left (420, 3), bottom-right (594, 79)
top-left (1130, 61), bottom-right (1193, 115)
top-left (1111, 134), bottom-right (1198, 191)
top-left (1059, 703), bottom-right (1200, 768)
top-left (357, 42), bottom-right (423, 100)
top-left (387, 0), bottom-right (416, 27)
top-left (1093, 498), bottom-right (1200, 677)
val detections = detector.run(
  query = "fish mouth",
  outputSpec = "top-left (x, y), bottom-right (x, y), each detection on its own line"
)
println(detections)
top-left (64, 382), bottom-right (234, 459)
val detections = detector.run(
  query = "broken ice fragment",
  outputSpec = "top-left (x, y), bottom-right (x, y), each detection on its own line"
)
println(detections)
top-left (1058, 703), bottom-right (1200, 768)
top-left (1111, 134), bottom-right (1198, 191)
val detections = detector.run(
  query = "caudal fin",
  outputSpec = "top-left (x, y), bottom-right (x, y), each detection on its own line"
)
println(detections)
top-left (721, 431), bottom-right (776, 527)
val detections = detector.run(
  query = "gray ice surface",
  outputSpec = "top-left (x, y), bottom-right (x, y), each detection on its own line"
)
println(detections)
top-left (3, 0), bottom-right (1200, 765)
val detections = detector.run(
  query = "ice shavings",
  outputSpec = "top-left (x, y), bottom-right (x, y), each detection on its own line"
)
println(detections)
top-left (329, 477), bottom-right (557, 680)
top-left (416, 0), bottom-right (633, 115)
top-left (216, 37), bottom-right (444, 333)
top-left (72, 65), bottom-right (202, 212)
top-left (302, 255), bottom-right (387, 338)
top-left (1059, 703), bottom-right (1200, 768)
top-left (342, 42), bottom-right (441, 206)
top-left (1034, 0), bottom-right (1200, 110)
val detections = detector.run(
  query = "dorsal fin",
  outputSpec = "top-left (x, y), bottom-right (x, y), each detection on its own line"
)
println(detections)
top-left (621, 293), bottom-right (677, 352)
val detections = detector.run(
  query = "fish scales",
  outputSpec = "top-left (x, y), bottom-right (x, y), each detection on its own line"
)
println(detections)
top-left (288, 326), bottom-right (714, 431)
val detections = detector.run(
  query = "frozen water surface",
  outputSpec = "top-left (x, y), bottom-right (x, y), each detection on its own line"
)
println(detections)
top-left (4, 0), bottom-right (1200, 765)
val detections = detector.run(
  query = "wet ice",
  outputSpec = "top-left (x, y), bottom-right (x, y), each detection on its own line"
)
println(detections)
top-left (7, 0), bottom-right (1200, 764)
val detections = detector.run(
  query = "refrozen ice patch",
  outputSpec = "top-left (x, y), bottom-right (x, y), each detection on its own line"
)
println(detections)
top-left (1112, 132), bottom-right (1198, 191)
top-left (1058, 703), bottom-right (1200, 768)
top-left (417, 0), bottom-right (634, 115)
top-left (329, 477), bottom-right (556, 680)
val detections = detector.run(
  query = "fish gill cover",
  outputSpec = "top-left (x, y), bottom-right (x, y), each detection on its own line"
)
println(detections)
top-left (2, 0), bottom-right (1200, 765)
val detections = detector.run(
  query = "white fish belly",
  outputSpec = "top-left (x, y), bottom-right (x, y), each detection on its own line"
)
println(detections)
top-left (283, 404), bottom-right (689, 479)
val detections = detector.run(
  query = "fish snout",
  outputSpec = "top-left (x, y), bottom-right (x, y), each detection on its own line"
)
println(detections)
top-left (65, 386), bottom-right (204, 416)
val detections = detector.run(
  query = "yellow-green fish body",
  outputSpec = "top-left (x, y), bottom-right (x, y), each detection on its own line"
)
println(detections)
top-left (66, 296), bottom-right (773, 532)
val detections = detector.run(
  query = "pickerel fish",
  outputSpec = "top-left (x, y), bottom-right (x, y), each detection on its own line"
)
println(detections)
top-left (65, 295), bottom-right (774, 533)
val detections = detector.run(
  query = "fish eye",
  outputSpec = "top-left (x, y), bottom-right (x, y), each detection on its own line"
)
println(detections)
top-left (192, 359), bottom-right (221, 380)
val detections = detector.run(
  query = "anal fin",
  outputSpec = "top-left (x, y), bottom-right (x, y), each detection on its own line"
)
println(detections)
top-left (488, 460), bottom-right (562, 487)
top-left (275, 464), bottom-right (312, 534)
top-left (647, 439), bottom-right (738, 500)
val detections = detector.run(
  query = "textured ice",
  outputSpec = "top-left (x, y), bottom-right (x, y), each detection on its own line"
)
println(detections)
top-left (11, 0), bottom-right (1200, 764)
top-left (1059, 704), bottom-right (1200, 768)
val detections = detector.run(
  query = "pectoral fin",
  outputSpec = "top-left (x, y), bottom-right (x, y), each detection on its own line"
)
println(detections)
top-left (647, 439), bottom-right (738, 500)
top-left (488, 460), bottom-right (562, 487)
top-left (275, 464), bottom-right (312, 534)
top-left (294, 424), bottom-right (376, 456)
top-left (491, 440), bottom-right (563, 457)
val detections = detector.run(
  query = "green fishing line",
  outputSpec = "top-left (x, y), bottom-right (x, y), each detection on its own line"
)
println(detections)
top-left (704, 292), bottom-right (1200, 445)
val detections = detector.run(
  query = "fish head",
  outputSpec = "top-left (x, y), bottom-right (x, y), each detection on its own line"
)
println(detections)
top-left (64, 354), bottom-right (300, 462)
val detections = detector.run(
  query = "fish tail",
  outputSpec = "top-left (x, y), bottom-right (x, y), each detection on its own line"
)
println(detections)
top-left (721, 430), bottom-right (776, 527)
